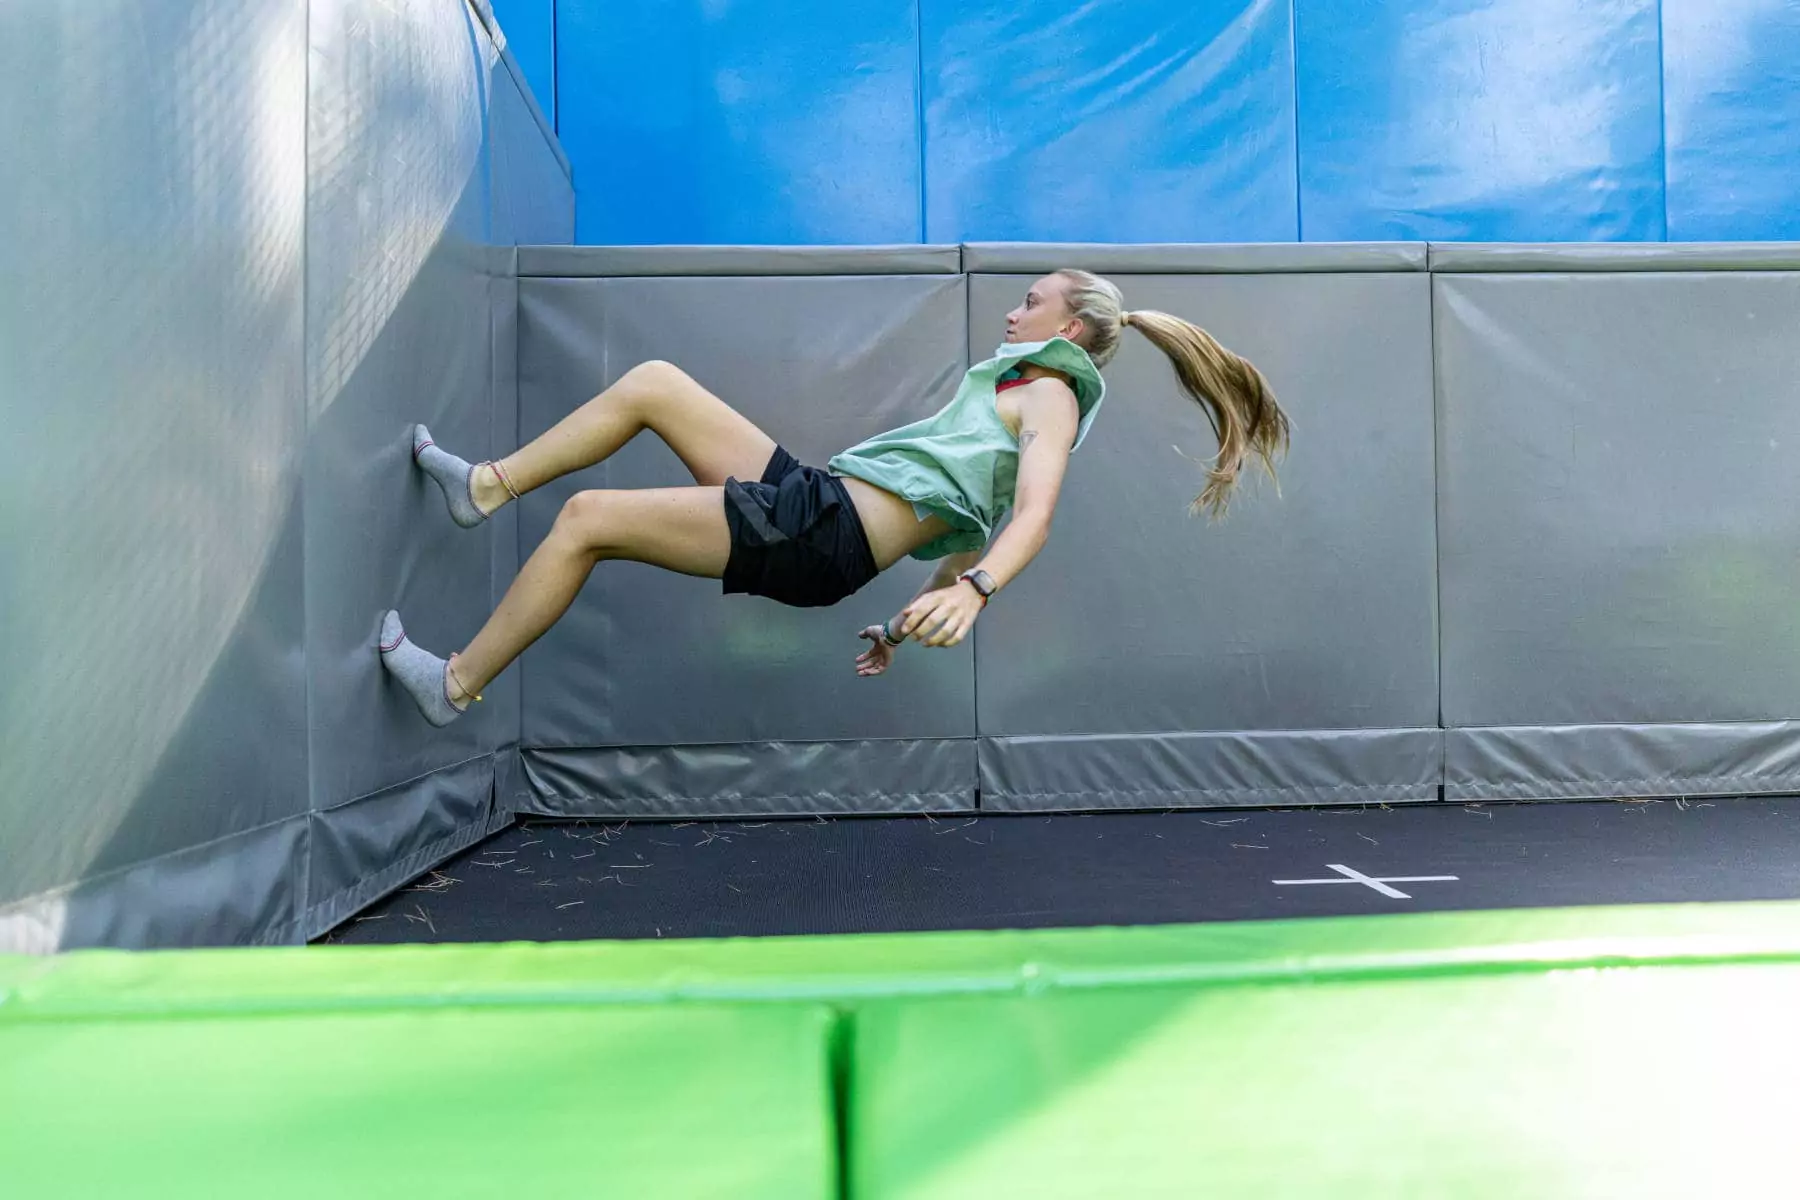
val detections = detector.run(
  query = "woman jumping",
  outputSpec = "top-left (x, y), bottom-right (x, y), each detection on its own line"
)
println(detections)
top-left (378, 269), bottom-right (1290, 726)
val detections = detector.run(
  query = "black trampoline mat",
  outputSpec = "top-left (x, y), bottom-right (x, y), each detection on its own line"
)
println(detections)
top-left (325, 797), bottom-right (1800, 944)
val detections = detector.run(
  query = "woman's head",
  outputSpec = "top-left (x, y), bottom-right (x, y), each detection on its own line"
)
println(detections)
top-left (1009, 268), bottom-right (1290, 519)
top-left (1005, 271), bottom-right (1128, 367)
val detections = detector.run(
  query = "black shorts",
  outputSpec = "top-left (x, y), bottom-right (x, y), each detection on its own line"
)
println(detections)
top-left (721, 446), bottom-right (880, 608)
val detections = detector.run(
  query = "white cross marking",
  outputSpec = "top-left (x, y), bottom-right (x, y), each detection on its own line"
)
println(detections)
top-left (1271, 863), bottom-right (1460, 900)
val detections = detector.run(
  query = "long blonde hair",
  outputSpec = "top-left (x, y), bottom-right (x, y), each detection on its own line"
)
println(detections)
top-left (1055, 268), bottom-right (1290, 518)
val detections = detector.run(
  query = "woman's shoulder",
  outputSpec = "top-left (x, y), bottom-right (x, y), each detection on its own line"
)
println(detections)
top-left (1012, 372), bottom-right (1079, 403)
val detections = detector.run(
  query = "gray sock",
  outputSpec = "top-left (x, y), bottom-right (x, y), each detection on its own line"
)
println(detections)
top-left (378, 611), bottom-right (467, 727)
top-left (412, 424), bottom-right (489, 528)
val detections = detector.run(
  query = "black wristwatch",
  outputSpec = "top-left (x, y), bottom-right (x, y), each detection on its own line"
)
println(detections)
top-left (957, 569), bottom-right (997, 603)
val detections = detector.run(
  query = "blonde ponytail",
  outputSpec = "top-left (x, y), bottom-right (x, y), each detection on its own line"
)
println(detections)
top-left (1126, 308), bottom-right (1289, 518)
top-left (1056, 269), bottom-right (1289, 518)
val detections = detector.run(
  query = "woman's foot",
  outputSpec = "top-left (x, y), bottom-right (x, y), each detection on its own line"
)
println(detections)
top-left (411, 424), bottom-right (517, 527)
top-left (377, 611), bottom-right (477, 727)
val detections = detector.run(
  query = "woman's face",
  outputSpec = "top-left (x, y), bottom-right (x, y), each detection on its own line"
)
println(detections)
top-left (1004, 274), bottom-right (1081, 345)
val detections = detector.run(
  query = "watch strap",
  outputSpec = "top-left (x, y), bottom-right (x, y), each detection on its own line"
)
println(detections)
top-left (957, 569), bottom-right (996, 603)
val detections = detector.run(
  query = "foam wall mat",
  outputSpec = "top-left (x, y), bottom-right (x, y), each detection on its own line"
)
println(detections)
top-left (1434, 265), bottom-right (1800, 798)
top-left (302, 0), bottom-right (507, 931)
top-left (0, 0), bottom-right (312, 951)
top-left (0, 0), bottom-right (571, 950)
top-left (966, 256), bottom-right (1439, 809)
top-left (509, 241), bottom-right (1800, 815)
top-left (515, 259), bottom-right (977, 814)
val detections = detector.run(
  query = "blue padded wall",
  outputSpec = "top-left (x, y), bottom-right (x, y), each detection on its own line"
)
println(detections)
top-left (555, 0), bottom-right (922, 244)
top-left (1294, 0), bottom-right (1666, 241)
top-left (488, 0), bottom-right (556, 127)
top-left (920, 0), bottom-right (1297, 243)
top-left (1663, 0), bottom-right (1800, 241)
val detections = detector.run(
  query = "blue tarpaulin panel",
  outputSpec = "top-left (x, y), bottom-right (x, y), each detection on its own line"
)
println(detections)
top-left (554, 0), bottom-right (922, 244)
top-left (1289, 0), bottom-right (1665, 241)
top-left (1663, 0), bottom-right (1800, 241)
top-left (474, 2), bottom-right (1800, 244)
top-left (919, 0), bottom-right (1298, 244)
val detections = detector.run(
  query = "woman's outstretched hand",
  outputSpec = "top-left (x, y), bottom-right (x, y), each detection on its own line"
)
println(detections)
top-left (898, 583), bottom-right (984, 649)
top-left (857, 581), bottom-right (986, 675)
top-left (856, 625), bottom-right (897, 677)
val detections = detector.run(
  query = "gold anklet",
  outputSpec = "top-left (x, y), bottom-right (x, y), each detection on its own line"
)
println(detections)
top-left (446, 656), bottom-right (482, 704)
top-left (487, 459), bottom-right (522, 502)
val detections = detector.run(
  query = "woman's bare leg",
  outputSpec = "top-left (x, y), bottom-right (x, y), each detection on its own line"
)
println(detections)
top-left (469, 361), bottom-right (776, 512)
top-left (448, 486), bottom-right (730, 700)
top-left (387, 364), bottom-right (776, 724)
top-left (381, 485), bottom-right (731, 725)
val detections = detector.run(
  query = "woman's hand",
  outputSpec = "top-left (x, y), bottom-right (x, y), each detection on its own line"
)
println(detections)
top-left (898, 582), bottom-right (984, 648)
top-left (855, 625), bottom-right (897, 677)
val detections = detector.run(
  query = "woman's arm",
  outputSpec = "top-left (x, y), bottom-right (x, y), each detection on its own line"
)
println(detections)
top-left (896, 379), bottom-right (1080, 647)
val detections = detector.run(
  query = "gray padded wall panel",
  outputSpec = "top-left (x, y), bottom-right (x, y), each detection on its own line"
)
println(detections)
top-left (983, 730), bottom-right (1442, 812)
top-left (1, 0), bottom-right (573, 950)
top-left (1429, 243), bottom-right (1800, 273)
top-left (307, 755), bottom-right (502, 912)
top-left (1444, 721), bottom-right (1800, 803)
top-left (963, 243), bottom-right (1428, 274)
top-left (968, 272), bottom-right (1440, 809)
top-left (301, 0), bottom-right (505, 933)
top-left (518, 244), bottom-right (964, 277)
top-left (1436, 270), bottom-right (1800, 799)
top-left (0, 822), bottom-right (312, 954)
top-left (0, 0), bottom-right (312, 950)
top-left (515, 273), bottom-right (976, 814)
top-left (523, 740), bottom-right (978, 818)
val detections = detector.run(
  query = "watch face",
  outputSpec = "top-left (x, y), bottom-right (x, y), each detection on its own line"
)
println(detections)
top-left (963, 569), bottom-right (995, 596)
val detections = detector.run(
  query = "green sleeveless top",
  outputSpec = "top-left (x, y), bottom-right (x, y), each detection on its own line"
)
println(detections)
top-left (827, 337), bottom-right (1107, 561)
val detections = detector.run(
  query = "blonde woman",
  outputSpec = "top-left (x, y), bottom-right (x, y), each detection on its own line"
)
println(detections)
top-left (380, 269), bottom-right (1290, 725)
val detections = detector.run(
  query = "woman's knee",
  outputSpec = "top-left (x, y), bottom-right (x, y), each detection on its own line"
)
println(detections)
top-left (552, 489), bottom-right (613, 553)
top-left (619, 358), bottom-right (691, 399)
top-left (550, 487), bottom-right (727, 572)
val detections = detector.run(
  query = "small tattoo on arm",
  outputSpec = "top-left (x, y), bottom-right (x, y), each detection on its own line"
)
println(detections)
top-left (1019, 429), bottom-right (1039, 453)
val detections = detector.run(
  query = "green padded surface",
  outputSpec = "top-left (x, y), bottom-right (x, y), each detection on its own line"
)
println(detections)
top-left (0, 955), bottom-right (32, 998)
top-left (0, 1002), bottom-right (835, 1200)
top-left (852, 967), bottom-right (1800, 1198)
top-left (9, 901), bottom-right (1800, 1198)
top-left (8, 899), bottom-right (1800, 1018)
